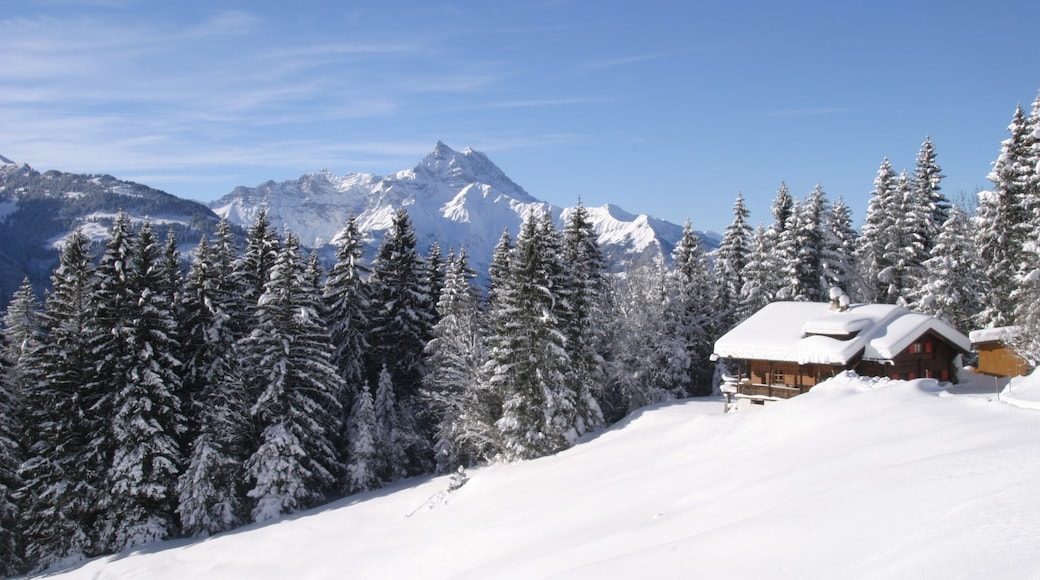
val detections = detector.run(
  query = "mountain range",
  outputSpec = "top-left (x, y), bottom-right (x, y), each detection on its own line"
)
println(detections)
top-left (0, 143), bottom-right (718, 306)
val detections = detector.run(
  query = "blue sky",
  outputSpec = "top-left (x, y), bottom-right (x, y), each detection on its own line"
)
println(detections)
top-left (2, 0), bottom-right (1038, 233)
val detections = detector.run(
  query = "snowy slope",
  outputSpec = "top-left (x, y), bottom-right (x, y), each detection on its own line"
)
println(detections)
top-left (209, 142), bottom-right (713, 276)
top-left (47, 373), bottom-right (1040, 579)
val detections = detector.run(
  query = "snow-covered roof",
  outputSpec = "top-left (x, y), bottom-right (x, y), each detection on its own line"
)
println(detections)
top-left (713, 302), bottom-right (971, 366)
top-left (968, 325), bottom-right (1021, 344)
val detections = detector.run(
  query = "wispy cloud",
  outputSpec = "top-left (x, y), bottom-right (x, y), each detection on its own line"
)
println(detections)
top-left (581, 52), bottom-right (672, 70)
top-left (766, 107), bottom-right (850, 118)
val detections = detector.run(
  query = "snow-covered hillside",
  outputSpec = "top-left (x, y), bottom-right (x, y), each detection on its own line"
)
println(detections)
top-left (46, 372), bottom-right (1040, 579)
top-left (209, 142), bottom-right (711, 275)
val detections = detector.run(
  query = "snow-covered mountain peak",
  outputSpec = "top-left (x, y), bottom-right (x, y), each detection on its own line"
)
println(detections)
top-left (0, 153), bottom-right (14, 165)
top-left (209, 144), bottom-right (715, 278)
top-left (412, 142), bottom-right (536, 203)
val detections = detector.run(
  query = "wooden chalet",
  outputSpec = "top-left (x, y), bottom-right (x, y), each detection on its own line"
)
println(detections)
top-left (969, 326), bottom-right (1031, 378)
top-left (712, 300), bottom-right (971, 409)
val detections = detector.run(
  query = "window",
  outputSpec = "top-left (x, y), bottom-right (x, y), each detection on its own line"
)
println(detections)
top-left (772, 369), bottom-right (784, 385)
top-left (910, 342), bottom-right (924, 354)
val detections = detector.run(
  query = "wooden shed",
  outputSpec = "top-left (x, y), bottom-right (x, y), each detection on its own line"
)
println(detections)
top-left (969, 326), bottom-right (1031, 378)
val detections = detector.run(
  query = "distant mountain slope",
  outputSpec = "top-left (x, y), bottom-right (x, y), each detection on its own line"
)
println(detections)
top-left (210, 142), bottom-right (717, 277)
top-left (0, 157), bottom-right (224, 306)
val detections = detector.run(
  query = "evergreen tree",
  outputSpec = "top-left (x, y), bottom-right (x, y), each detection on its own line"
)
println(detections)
top-left (345, 381), bottom-right (381, 494)
top-left (95, 221), bottom-right (186, 552)
top-left (486, 212), bottom-right (573, 460)
top-left (17, 230), bottom-right (97, 569)
top-left (976, 105), bottom-right (1033, 327)
top-left (605, 257), bottom-right (688, 414)
top-left (669, 220), bottom-right (715, 395)
top-left (858, 158), bottom-right (900, 303)
top-left (323, 216), bottom-right (371, 484)
top-left (1008, 93), bottom-right (1040, 359)
top-left (914, 206), bottom-right (984, 332)
top-left (822, 197), bottom-right (859, 299)
top-left (176, 233), bottom-right (250, 537)
top-left (912, 135), bottom-right (949, 255)
top-left (559, 202), bottom-right (606, 436)
top-left (0, 315), bottom-right (28, 575)
top-left (373, 364), bottom-right (409, 481)
top-left (423, 249), bottom-right (488, 472)
top-left (737, 224), bottom-right (774, 321)
top-left (241, 234), bottom-right (344, 522)
top-left (714, 193), bottom-right (752, 332)
top-left (366, 208), bottom-right (434, 473)
top-left (231, 209), bottom-right (281, 333)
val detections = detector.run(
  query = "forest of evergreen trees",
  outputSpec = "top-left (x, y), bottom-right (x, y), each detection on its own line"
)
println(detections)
top-left (1, 91), bottom-right (1039, 575)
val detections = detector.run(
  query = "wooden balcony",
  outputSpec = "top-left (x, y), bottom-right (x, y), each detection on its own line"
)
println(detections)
top-left (735, 383), bottom-right (808, 400)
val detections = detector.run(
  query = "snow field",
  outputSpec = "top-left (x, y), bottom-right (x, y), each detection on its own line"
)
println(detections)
top-left (46, 373), bottom-right (1040, 579)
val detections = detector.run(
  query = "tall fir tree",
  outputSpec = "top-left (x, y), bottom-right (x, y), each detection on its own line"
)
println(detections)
top-left (241, 234), bottom-right (344, 522)
top-left (176, 233), bottom-right (250, 537)
top-left (0, 353), bottom-right (22, 576)
top-left (714, 193), bottom-right (752, 332)
top-left (345, 381), bottom-right (381, 494)
top-left (858, 158), bottom-right (900, 303)
top-left (322, 216), bottom-right (371, 485)
top-left (976, 104), bottom-right (1033, 327)
top-left (365, 208), bottom-right (434, 474)
top-left (16, 230), bottom-right (97, 569)
top-left (486, 212), bottom-right (573, 460)
top-left (95, 221), bottom-right (186, 552)
top-left (605, 257), bottom-right (689, 414)
top-left (822, 197), bottom-right (859, 299)
top-left (559, 202), bottom-right (606, 436)
top-left (911, 135), bottom-right (949, 256)
top-left (913, 206), bottom-right (984, 332)
top-left (669, 219), bottom-right (715, 395)
top-left (423, 248), bottom-right (489, 472)
top-left (737, 224), bottom-right (774, 321)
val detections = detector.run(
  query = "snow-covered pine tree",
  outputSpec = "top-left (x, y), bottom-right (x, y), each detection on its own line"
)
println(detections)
top-left (911, 136), bottom-right (949, 256)
top-left (913, 206), bottom-right (984, 332)
top-left (365, 208), bottom-right (434, 474)
top-left (3, 278), bottom-right (42, 393)
top-left (16, 230), bottom-right (97, 569)
top-left (604, 256), bottom-right (689, 414)
top-left (423, 248), bottom-right (488, 472)
top-left (669, 219), bottom-right (715, 395)
top-left (778, 186), bottom-right (828, 302)
top-left (322, 216), bottom-right (371, 483)
top-left (176, 233), bottom-right (250, 537)
top-left (737, 224), bottom-right (774, 322)
top-left (1008, 93), bottom-right (1040, 359)
top-left (95, 220), bottom-right (186, 552)
top-left (714, 193), bottom-right (752, 333)
top-left (858, 158), bottom-right (901, 303)
top-left (345, 381), bottom-right (381, 494)
top-left (485, 211), bottom-right (574, 460)
top-left (373, 364), bottom-right (409, 481)
top-left (886, 169), bottom-right (932, 307)
top-left (976, 104), bottom-right (1034, 328)
top-left (241, 233), bottom-right (344, 522)
top-left (559, 202), bottom-right (606, 436)
top-left (230, 209), bottom-right (281, 335)
top-left (0, 301), bottom-right (29, 575)
top-left (822, 197), bottom-right (859, 300)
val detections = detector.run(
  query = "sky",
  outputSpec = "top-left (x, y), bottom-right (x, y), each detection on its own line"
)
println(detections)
top-left (2, 0), bottom-right (1039, 233)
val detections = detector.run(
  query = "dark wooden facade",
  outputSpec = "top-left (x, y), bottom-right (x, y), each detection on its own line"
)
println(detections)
top-left (731, 330), bottom-right (963, 400)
